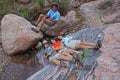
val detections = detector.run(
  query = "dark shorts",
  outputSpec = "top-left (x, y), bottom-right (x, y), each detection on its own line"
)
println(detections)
top-left (45, 19), bottom-right (56, 27)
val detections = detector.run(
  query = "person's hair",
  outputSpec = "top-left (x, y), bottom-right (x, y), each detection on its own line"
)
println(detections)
top-left (43, 42), bottom-right (48, 49)
top-left (57, 35), bottom-right (63, 41)
top-left (51, 3), bottom-right (58, 8)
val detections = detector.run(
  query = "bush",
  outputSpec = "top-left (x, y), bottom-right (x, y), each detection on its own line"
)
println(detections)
top-left (33, 0), bottom-right (45, 8)
top-left (33, 0), bottom-right (71, 15)
top-left (21, 10), bottom-right (30, 19)
top-left (0, 0), bottom-right (70, 23)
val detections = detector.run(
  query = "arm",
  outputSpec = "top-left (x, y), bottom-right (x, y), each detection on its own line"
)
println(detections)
top-left (54, 12), bottom-right (60, 21)
top-left (46, 9), bottom-right (51, 17)
top-left (58, 42), bottom-right (64, 49)
top-left (52, 46), bottom-right (59, 51)
top-left (66, 49), bottom-right (79, 54)
top-left (44, 53), bottom-right (51, 60)
top-left (50, 12), bottom-right (60, 22)
top-left (50, 18), bottom-right (57, 22)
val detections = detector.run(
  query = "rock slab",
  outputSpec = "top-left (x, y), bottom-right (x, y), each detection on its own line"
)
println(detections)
top-left (94, 23), bottom-right (120, 80)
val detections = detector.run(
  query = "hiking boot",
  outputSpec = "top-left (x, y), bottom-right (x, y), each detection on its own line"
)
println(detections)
top-left (60, 61), bottom-right (67, 67)
top-left (97, 40), bottom-right (102, 48)
top-left (95, 40), bottom-right (102, 50)
top-left (75, 61), bottom-right (83, 69)
top-left (72, 53), bottom-right (77, 59)
top-left (31, 27), bottom-right (39, 33)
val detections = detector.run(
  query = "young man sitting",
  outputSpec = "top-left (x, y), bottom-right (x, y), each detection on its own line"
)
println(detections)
top-left (33, 3), bottom-right (60, 32)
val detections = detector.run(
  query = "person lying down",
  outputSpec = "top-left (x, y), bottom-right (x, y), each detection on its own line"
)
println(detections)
top-left (42, 40), bottom-right (79, 67)
top-left (42, 34), bottom-right (102, 67)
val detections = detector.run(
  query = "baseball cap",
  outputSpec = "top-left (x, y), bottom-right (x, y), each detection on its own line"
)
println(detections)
top-left (43, 40), bottom-right (48, 44)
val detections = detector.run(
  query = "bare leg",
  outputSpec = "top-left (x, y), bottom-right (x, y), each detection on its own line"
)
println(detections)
top-left (35, 14), bottom-right (44, 25)
top-left (80, 41), bottom-right (96, 46)
top-left (58, 54), bottom-right (73, 61)
top-left (67, 49), bottom-right (79, 54)
top-left (49, 58), bottom-right (61, 66)
top-left (61, 52), bottom-right (73, 58)
top-left (76, 44), bottom-right (95, 49)
top-left (37, 16), bottom-right (47, 31)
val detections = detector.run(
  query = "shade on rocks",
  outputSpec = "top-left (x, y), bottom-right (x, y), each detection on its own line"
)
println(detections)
top-left (1, 14), bottom-right (43, 55)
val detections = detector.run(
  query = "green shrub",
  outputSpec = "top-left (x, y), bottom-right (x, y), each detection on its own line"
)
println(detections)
top-left (33, 0), bottom-right (70, 15)
top-left (21, 10), bottom-right (30, 19)
top-left (0, 0), bottom-right (70, 23)
top-left (33, 0), bottom-right (45, 7)
top-left (1, 0), bottom-right (9, 5)
top-left (0, 0), bottom-right (10, 20)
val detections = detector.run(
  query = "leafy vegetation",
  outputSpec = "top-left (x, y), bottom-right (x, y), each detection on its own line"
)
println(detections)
top-left (21, 10), bottom-right (30, 19)
top-left (33, 0), bottom-right (45, 8)
top-left (0, 0), bottom-right (71, 23)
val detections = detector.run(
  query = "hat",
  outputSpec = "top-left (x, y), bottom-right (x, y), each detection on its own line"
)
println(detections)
top-left (43, 40), bottom-right (48, 44)
top-left (51, 2), bottom-right (58, 8)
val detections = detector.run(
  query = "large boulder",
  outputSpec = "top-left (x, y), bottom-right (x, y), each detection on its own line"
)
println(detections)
top-left (1, 14), bottom-right (43, 55)
top-left (80, 0), bottom-right (105, 11)
top-left (80, 0), bottom-right (120, 26)
top-left (94, 23), bottom-right (120, 80)
top-left (101, 11), bottom-right (120, 24)
top-left (70, 0), bottom-right (80, 8)
top-left (80, 0), bottom-right (105, 27)
top-left (100, 0), bottom-right (120, 23)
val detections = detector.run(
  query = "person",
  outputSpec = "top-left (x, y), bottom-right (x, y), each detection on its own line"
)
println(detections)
top-left (33, 3), bottom-right (60, 32)
top-left (43, 40), bottom-right (79, 67)
top-left (44, 47), bottom-right (80, 67)
top-left (51, 38), bottom-right (64, 52)
top-left (58, 35), bottom-right (102, 50)
top-left (42, 40), bottom-right (54, 55)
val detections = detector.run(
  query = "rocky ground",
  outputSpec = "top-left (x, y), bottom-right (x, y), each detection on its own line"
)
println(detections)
top-left (0, 0), bottom-right (120, 80)
top-left (0, 5), bottom-right (85, 80)
top-left (0, 34), bottom-right (43, 80)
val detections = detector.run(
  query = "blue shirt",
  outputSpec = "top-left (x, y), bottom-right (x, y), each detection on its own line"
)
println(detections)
top-left (61, 35), bottom-right (73, 46)
top-left (47, 9), bottom-right (60, 21)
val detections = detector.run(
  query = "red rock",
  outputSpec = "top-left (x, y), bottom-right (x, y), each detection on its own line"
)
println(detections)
top-left (70, 0), bottom-right (80, 8)
top-left (94, 23), bottom-right (120, 80)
